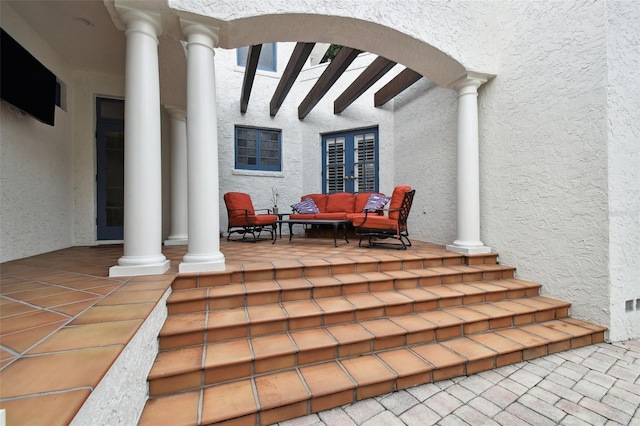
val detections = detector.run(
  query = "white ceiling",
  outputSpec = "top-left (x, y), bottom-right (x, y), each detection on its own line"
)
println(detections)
top-left (7, 1), bottom-right (126, 75)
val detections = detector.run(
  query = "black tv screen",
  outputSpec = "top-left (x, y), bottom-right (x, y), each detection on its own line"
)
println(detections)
top-left (1, 28), bottom-right (56, 126)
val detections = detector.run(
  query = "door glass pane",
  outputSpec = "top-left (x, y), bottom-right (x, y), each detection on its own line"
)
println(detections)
top-left (99, 99), bottom-right (124, 120)
top-left (96, 97), bottom-right (125, 240)
top-left (104, 131), bottom-right (124, 227)
top-left (326, 137), bottom-right (345, 193)
top-left (354, 133), bottom-right (376, 192)
top-left (106, 208), bottom-right (124, 227)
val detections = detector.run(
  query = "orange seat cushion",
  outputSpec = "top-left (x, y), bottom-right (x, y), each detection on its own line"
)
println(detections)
top-left (347, 214), bottom-right (400, 232)
top-left (249, 215), bottom-right (278, 226)
top-left (290, 213), bottom-right (320, 220)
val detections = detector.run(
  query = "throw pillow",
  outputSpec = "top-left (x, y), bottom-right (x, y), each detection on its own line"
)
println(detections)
top-left (292, 197), bottom-right (320, 214)
top-left (364, 193), bottom-right (390, 211)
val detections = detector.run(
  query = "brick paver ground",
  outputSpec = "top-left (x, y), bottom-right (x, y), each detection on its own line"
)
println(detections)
top-left (276, 339), bottom-right (640, 426)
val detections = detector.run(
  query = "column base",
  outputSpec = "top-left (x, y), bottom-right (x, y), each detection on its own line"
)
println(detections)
top-left (179, 252), bottom-right (226, 273)
top-left (109, 259), bottom-right (170, 277)
top-left (446, 244), bottom-right (492, 255)
top-left (164, 238), bottom-right (188, 246)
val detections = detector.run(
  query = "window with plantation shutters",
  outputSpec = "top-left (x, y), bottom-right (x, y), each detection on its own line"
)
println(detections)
top-left (322, 128), bottom-right (379, 194)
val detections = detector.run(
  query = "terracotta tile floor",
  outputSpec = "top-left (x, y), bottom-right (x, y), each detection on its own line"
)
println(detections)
top-left (0, 237), bottom-right (456, 423)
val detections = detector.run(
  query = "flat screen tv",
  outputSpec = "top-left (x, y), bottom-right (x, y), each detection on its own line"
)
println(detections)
top-left (1, 28), bottom-right (56, 126)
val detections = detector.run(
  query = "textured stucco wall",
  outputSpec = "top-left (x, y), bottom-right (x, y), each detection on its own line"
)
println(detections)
top-left (169, 0), bottom-right (500, 88)
top-left (0, 3), bottom-right (74, 263)
top-left (480, 1), bottom-right (611, 330)
top-left (606, 1), bottom-right (640, 342)
top-left (392, 81), bottom-right (458, 246)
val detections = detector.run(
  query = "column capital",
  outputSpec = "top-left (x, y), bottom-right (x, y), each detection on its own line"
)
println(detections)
top-left (115, 4), bottom-right (163, 39)
top-left (180, 19), bottom-right (220, 49)
top-left (164, 105), bottom-right (187, 121)
top-left (449, 72), bottom-right (493, 93)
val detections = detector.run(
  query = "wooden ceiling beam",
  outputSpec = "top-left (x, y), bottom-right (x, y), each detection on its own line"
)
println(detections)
top-left (374, 68), bottom-right (422, 107)
top-left (298, 47), bottom-right (361, 119)
top-left (240, 44), bottom-right (262, 113)
top-left (334, 56), bottom-right (396, 114)
top-left (269, 42), bottom-right (315, 117)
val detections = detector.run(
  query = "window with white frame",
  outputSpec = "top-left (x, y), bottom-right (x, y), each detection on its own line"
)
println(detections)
top-left (235, 126), bottom-right (282, 171)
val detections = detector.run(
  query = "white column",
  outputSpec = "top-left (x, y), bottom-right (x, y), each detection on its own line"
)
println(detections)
top-left (164, 106), bottom-right (189, 246)
top-left (110, 7), bottom-right (169, 277)
top-left (179, 21), bottom-right (225, 273)
top-left (447, 74), bottom-right (492, 255)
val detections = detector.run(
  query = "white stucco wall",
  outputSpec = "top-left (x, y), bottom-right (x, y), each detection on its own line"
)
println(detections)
top-left (0, 3), bottom-right (74, 263)
top-left (169, 0), bottom-right (499, 88)
top-left (480, 1), bottom-right (611, 331)
top-left (392, 81), bottom-right (458, 246)
top-left (606, 1), bottom-right (640, 342)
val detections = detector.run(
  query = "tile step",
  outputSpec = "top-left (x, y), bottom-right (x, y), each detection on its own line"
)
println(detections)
top-left (167, 268), bottom-right (523, 316)
top-left (172, 252), bottom-right (502, 288)
top-left (139, 318), bottom-right (606, 426)
top-left (149, 295), bottom-right (572, 396)
top-left (158, 280), bottom-right (543, 350)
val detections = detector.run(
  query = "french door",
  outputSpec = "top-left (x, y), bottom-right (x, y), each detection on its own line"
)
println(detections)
top-left (96, 97), bottom-right (125, 240)
top-left (322, 128), bottom-right (379, 193)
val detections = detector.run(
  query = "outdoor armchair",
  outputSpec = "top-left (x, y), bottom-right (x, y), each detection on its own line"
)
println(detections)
top-left (223, 192), bottom-right (278, 242)
top-left (346, 185), bottom-right (415, 250)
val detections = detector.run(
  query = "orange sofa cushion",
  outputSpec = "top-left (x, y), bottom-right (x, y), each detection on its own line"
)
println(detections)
top-left (301, 194), bottom-right (328, 213)
top-left (326, 192), bottom-right (355, 213)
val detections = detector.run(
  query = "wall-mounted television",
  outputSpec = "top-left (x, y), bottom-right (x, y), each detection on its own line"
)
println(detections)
top-left (1, 28), bottom-right (56, 126)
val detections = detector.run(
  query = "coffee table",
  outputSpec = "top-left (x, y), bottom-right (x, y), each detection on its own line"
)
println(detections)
top-left (273, 219), bottom-right (349, 247)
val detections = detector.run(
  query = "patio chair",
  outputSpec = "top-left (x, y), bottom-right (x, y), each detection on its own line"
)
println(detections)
top-left (347, 185), bottom-right (415, 250)
top-left (223, 192), bottom-right (278, 242)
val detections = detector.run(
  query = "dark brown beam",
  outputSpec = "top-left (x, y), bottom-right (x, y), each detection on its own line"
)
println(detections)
top-left (374, 68), bottom-right (423, 107)
top-left (298, 47), bottom-right (361, 119)
top-left (334, 56), bottom-right (396, 114)
top-left (270, 42), bottom-right (315, 117)
top-left (240, 44), bottom-right (262, 113)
